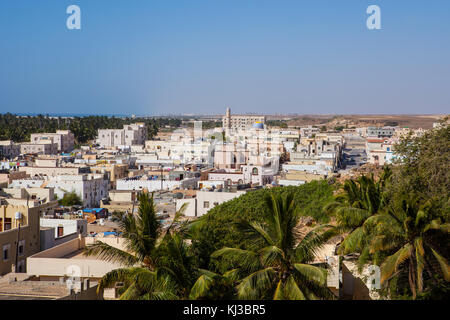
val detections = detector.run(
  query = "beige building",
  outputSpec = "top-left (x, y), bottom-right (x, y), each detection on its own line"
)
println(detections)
top-left (277, 171), bottom-right (327, 186)
top-left (0, 203), bottom-right (43, 275)
top-left (89, 164), bottom-right (129, 188)
top-left (0, 141), bottom-right (21, 159)
top-left (27, 235), bottom-right (128, 282)
top-left (19, 165), bottom-right (87, 177)
top-left (20, 142), bottom-right (58, 155)
top-left (97, 123), bottom-right (147, 148)
top-left (30, 130), bottom-right (75, 153)
top-left (222, 108), bottom-right (265, 131)
top-left (100, 190), bottom-right (137, 212)
top-left (0, 171), bottom-right (28, 185)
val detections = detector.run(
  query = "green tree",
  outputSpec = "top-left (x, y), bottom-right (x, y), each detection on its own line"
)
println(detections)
top-left (189, 181), bottom-right (335, 271)
top-left (192, 193), bottom-right (337, 300)
top-left (84, 192), bottom-right (194, 299)
top-left (324, 168), bottom-right (391, 267)
top-left (58, 191), bottom-right (82, 206)
top-left (364, 196), bottom-right (449, 299)
top-left (389, 123), bottom-right (450, 215)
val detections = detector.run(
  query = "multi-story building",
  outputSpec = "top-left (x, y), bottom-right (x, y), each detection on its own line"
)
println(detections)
top-left (30, 130), bottom-right (75, 153)
top-left (97, 123), bottom-right (147, 148)
top-left (89, 164), bottom-right (129, 188)
top-left (0, 197), bottom-right (57, 275)
top-left (366, 138), bottom-right (395, 166)
top-left (367, 127), bottom-right (395, 138)
top-left (0, 171), bottom-right (28, 186)
top-left (10, 174), bottom-right (109, 207)
top-left (116, 176), bottom-right (198, 192)
top-left (20, 142), bottom-right (58, 155)
top-left (222, 108), bottom-right (265, 131)
top-left (0, 141), bottom-right (21, 159)
top-left (176, 188), bottom-right (249, 217)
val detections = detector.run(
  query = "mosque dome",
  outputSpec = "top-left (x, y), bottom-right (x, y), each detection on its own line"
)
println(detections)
top-left (252, 122), bottom-right (264, 129)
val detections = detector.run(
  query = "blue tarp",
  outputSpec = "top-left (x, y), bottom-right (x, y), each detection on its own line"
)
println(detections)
top-left (83, 208), bottom-right (105, 213)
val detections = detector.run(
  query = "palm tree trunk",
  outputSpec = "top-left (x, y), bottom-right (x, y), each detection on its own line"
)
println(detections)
top-left (408, 256), bottom-right (417, 299)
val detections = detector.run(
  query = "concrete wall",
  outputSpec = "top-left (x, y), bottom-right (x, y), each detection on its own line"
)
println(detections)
top-left (58, 284), bottom-right (102, 300)
top-left (27, 237), bottom-right (127, 279)
top-left (176, 198), bottom-right (196, 217)
top-left (19, 166), bottom-right (81, 177)
top-left (2, 187), bottom-right (54, 202)
top-left (278, 180), bottom-right (306, 186)
top-left (116, 178), bottom-right (198, 192)
top-left (196, 190), bottom-right (246, 217)
top-left (40, 219), bottom-right (87, 238)
top-left (40, 227), bottom-right (56, 251)
top-left (1, 204), bottom-right (41, 275)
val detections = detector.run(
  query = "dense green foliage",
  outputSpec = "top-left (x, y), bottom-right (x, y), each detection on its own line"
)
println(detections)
top-left (367, 196), bottom-right (449, 299)
top-left (324, 168), bottom-right (392, 268)
top-left (388, 123), bottom-right (450, 215)
top-left (324, 125), bottom-right (450, 299)
top-left (84, 193), bottom-right (197, 300)
top-left (189, 181), bottom-right (335, 270)
top-left (0, 113), bottom-right (182, 144)
top-left (185, 120), bottom-right (222, 129)
top-left (58, 191), bottom-right (82, 206)
top-left (191, 193), bottom-right (336, 300)
top-left (266, 120), bottom-right (288, 128)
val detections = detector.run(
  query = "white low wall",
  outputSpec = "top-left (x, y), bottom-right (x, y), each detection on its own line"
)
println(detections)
top-left (27, 237), bottom-right (129, 279)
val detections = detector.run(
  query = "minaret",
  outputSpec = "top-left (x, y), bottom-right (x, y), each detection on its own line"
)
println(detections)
top-left (226, 107), bottom-right (231, 129)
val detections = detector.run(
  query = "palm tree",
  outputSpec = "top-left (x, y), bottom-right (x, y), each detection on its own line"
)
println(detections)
top-left (364, 196), bottom-right (449, 299)
top-left (324, 168), bottom-right (391, 263)
top-left (192, 193), bottom-right (337, 300)
top-left (83, 192), bottom-right (192, 300)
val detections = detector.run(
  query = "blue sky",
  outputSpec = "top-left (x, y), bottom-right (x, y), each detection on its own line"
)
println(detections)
top-left (1, 0), bottom-right (449, 116)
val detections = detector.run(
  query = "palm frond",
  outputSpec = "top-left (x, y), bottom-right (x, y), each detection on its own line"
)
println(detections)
top-left (84, 241), bottom-right (139, 266)
top-left (236, 267), bottom-right (276, 300)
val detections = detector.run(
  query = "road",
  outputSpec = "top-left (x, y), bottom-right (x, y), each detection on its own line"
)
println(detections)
top-left (341, 147), bottom-right (367, 171)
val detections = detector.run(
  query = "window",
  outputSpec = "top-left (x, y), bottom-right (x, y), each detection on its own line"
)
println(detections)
top-left (203, 201), bottom-right (210, 208)
top-left (3, 218), bottom-right (12, 231)
top-left (3, 244), bottom-right (10, 261)
top-left (252, 168), bottom-right (259, 175)
top-left (213, 202), bottom-right (219, 206)
top-left (17, 260), bottom-right (25, 273)
top-left (18, 240), bottom-right (25, 256)
top-left (57, 226), bottom-right (64, 237)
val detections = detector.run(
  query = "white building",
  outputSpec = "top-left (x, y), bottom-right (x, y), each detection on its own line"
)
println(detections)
top-left (30, 130), bottom-right (75, 153)
top-left (116, 177), bottom-right (198, 192)
top-left (366, 138), bottom-right (395, 166)
top-left (97, 123), bottom-right (147, 148)
top-left (10, 174), bottom-right (109, 207)
top-left (176, 189), bottom-right (247, 217)
top-left (222, 108), bottom-right (266, 131)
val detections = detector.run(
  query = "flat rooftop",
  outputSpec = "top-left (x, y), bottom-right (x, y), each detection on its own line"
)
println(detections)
top-left (0, 281), bottom-right (68, 300)
top-left (61, 249), bottom-right (97, 260)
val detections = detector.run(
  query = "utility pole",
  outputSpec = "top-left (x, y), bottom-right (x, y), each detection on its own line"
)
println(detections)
top-left (160, 165), bottom-right (164, 191)
top-left (15, 223), bottom-right (20, 273)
